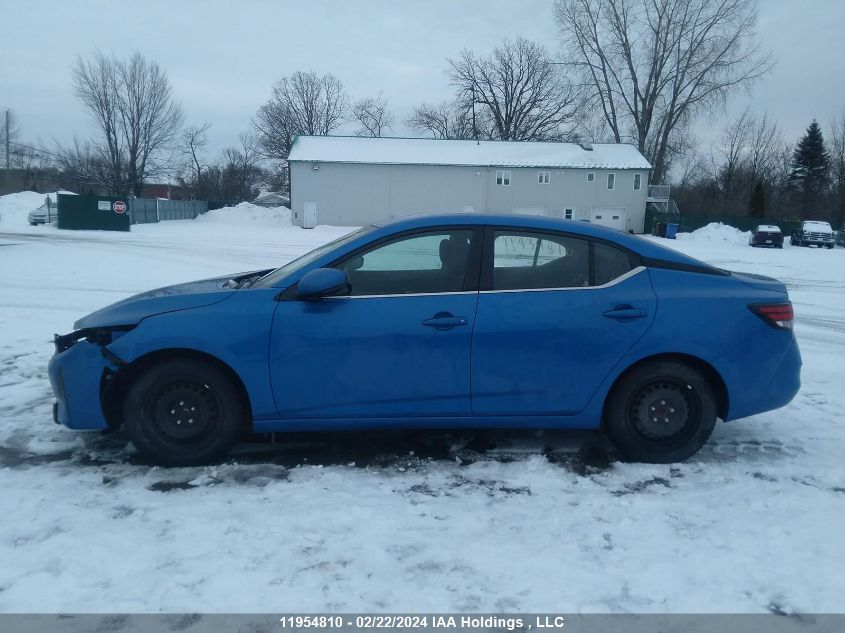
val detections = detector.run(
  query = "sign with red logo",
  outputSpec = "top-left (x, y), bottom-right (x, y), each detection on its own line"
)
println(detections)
top-left (113, 200), bottom-right (127, 214)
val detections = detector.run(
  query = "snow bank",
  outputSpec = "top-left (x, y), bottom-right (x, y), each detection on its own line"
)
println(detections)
top-left (676, 222), bottom-right (750, 245)
top-left (0, 190), bottom-right (74, 227)
top-left (196, 202), bottom-right (292, 225)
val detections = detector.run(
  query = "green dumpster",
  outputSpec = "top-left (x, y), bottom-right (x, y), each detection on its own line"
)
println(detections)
top-left (57, 194), bottom-right (131, 232)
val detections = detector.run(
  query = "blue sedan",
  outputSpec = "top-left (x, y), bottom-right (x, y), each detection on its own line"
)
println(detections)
top-left (48, 214), bottom-right (801, 465)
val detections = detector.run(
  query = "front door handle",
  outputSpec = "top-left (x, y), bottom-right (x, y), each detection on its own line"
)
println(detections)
top-left (422, 312), bottom-right (468, 330)
top-left (603, 306), bottom-right (648, 321)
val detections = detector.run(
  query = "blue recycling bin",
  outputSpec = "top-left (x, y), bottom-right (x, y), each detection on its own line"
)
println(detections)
top-left (665, 223), bottom-right (679, 239)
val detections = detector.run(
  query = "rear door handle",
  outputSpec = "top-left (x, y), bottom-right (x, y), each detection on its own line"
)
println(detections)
top-left (603, 306), bottom-right (648, 320)
top-left (422, 312), bottom-right (468, 330)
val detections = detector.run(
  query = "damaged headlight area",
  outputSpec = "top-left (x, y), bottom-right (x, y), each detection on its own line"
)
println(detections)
top-left (54, 326), bottom-right (135, 354)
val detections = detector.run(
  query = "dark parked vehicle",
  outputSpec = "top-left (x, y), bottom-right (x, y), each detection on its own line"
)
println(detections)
top-left (749, 225), bottom-right (783, 248)
top-left (790, 221), bottom-right (835, 248)
top-left (835, 230), bottom-right (845, 247)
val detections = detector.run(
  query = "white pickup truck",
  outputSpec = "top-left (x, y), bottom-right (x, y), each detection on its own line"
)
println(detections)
top-left (790, 220), bottom-right (835, 248)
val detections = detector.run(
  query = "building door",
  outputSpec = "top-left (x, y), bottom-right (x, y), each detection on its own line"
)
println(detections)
top-left (591, 208), bottom-right (626, 230)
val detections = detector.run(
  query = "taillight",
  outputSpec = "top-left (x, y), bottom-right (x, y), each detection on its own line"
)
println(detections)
top-left (749, 303), bottom-right (793, 330)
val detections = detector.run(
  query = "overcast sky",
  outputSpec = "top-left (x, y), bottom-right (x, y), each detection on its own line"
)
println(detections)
top-left (3, 0), bottom-right (845, 172)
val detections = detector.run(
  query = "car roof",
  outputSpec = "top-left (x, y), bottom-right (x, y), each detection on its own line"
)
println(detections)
top-left (756, 224), bottom-right (781, 231)
top-left (375, 213), bottom-right (626, 239)
top-left (371, 213), bottom-right (715, 270)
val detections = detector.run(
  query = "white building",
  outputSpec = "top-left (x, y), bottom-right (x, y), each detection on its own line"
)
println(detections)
top-left (288, 136), bottom-right (656, 232)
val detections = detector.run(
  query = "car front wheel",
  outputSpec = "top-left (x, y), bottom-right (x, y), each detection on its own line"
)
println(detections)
top-left (604, 361), bottom-right (717, 463)
top-left (123, 358), bottom-right (246, 466)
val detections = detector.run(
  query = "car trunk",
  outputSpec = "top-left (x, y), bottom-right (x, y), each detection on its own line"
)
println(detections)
top-left (728, 271), bottom-right (788, 294)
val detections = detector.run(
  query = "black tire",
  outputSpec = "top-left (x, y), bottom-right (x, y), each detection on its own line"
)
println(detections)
top-left (123, 358), bottom-right (246, 466)
top-left (603, 361), bottom-right (717, 463)
top-left (827, 244), bottom-right (834, 249)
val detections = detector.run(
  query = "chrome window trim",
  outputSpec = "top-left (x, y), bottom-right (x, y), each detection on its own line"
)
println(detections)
top-left (323, 266), bottom-right (645, 299)
top-left (325, 290), bottom-right (479, 300)
top-left (481, 265), bottom-right (645, 294)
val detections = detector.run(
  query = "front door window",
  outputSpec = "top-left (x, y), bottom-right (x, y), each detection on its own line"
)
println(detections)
top-left (336, 229), bottom-right (478, 296)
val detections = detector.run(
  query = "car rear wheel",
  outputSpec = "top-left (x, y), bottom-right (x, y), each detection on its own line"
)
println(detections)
top-left (123, 359), bottom-right (246, 466)
top-left (604, 361), bottom-right (717, 463)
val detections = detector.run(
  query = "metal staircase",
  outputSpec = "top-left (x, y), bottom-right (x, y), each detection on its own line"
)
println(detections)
top-left (646, 185), bottom-right (679, 215)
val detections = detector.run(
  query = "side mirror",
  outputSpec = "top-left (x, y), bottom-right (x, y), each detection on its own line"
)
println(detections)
top-left (297, 268), bottom-right (349, 299)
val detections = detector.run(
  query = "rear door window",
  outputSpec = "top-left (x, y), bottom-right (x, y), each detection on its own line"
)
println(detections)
top-left (491, 231), bottom-right (590, 290)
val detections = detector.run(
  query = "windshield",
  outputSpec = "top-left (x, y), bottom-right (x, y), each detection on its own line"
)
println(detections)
top-left (251, 226), bottom-right (374, 288)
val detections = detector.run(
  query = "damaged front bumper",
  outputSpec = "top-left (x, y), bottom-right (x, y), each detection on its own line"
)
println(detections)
top-left (48, 330), bottom-right (128, 430)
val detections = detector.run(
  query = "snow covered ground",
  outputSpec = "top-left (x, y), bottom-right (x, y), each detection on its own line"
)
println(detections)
top-left (1, 198), bottom-right (844, 614)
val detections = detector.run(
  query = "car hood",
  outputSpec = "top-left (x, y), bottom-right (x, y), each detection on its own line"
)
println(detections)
top-left (73, 269), bottom-right (272, 329)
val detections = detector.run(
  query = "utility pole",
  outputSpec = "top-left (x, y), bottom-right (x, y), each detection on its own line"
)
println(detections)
top-left (4, 109), bottom-right (9, 169)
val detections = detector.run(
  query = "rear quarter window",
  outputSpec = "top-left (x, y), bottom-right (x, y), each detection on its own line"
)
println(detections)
top-left (594, 242), bottom-right (635, 286)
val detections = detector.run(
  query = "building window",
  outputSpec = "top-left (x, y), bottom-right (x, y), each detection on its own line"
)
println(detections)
top-left (496, 170), bottom-right (511, 186)
top-left (587, 172), bottom-right (595, 182)
top-left (633, 173), bottom-right (642, 191)
top-left (607, 173), bottom-right (615, 190)
top-left (564, 208), bottom-right (574, 219)
top-left (538, 171), bottom-right (550, 184)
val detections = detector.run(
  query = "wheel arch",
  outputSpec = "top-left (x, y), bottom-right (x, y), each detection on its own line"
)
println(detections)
top-left (603, 353), bottom-right (729, 423)
top-left (101, 347), bottom-right (253, 430)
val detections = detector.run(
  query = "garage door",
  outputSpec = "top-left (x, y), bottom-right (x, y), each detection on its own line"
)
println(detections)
top-left (512, 205), bottom-right (545, 216)
top-left (591, 208), bottom-right (626, 231)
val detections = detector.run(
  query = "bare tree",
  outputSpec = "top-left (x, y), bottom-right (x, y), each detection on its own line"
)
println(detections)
top-left (831, 111), bottom-right (845, 227)
top-left (219, 133), bottom-right (265, 202)
top-left (71, 51), bottom-right (183, 195)
top-left (448, 38), bottom-right (582, 141)
top-left (1, 109), bottom-right (22, 168)
top-left (407, 101), bottom-right (475, 140)
top-left (179, 122), bottom-right (211, 197)
top-left (675, 150), bottom-right (709, 188)
top-left (716, 108), bottom-right (753, 206)
top-left (0, 110), bottom-right (53, 171)
top-left (352, 93), bottom-right (393, 137)
top-left (556, 0), bottom-right (771, 183)
top-left (747, 112), bottom-right (780, 183)
top-left (55, 139), bottom-right (117, 193)
top-left (253, 71), bottom-right (348, 162)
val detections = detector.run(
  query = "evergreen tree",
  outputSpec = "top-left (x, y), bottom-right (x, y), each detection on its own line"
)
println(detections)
top-left (788, 120), bottom-right (831, 212)
top-left (749, 181), bottom-right (767, 218)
